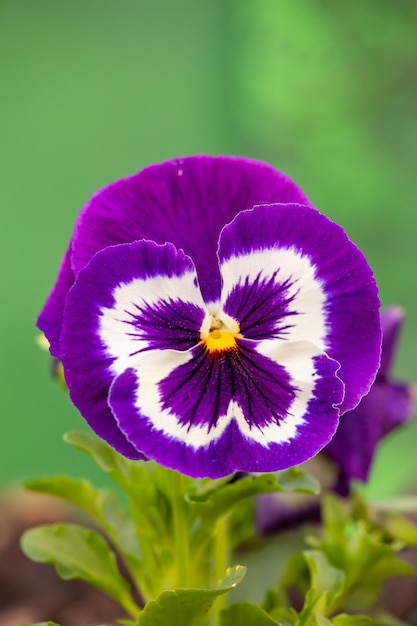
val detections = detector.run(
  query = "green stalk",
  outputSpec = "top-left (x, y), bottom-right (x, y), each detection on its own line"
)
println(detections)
top-left (127, 491), bottom-right (160, 602)
top-left (213, 514), bottom-right (230, 625)
top-left (118, 589), bottom-right (142, 620)
top-left (170, 470), bottom-right (192, 588)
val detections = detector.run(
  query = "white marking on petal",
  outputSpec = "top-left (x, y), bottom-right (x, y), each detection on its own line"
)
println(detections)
top-left (220, 247), bottom-right (327, 349)
top-left (127, 340), bottom-right (330, 450)
top-left (99, 272), bottom-right (206, 376)
top-left (108, 246), bottom-right (335, 452)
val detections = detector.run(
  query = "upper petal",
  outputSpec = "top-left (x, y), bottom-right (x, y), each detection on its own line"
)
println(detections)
top-left (37, 157), bottom-right (308, 354)
top-left (218, 203), bottom-right (382, 413)
top-left (60, 239), bottom-right (206, 458)
top-left (71, 156), bottom-right (309, 303)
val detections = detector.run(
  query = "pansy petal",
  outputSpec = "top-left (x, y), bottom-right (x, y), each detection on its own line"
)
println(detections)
top-left (218, 203), bottom-right (381, 413)
top-left (71, 156), bottom-right (309, 303)
top-left (37, 244), bottom-right (74, 357)
top-left (379, 306), bottom-right (405, 379)
top-left (108, 339), bottom-right (343, 478)
top-left (325, 380), bottom-right (416, 482)
top-left (60, 239), bottom-right (205, 458)
top-left (256, 492), bottom-right (320, 535)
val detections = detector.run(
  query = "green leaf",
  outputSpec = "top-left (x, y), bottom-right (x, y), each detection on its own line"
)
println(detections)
top-left (332, 616), bottom-right (383, 625)
top-left (190, 469), bottom-right (319, 504)
top-left (314, 615), bottom-right (333, 626)
top-left (378, 512), bottom-right (417, 545)
top-left (21, 523), bottom-right (139, 618)
top-left (278, 548), bottom-right (346, 624)
top-left (311, 494), bottom-right (414, 611)
top-left (24, 475), bottom-right (139, 557)
top-left (25, 474), bottom-right (116, 526)
top-left (190, 470), bottom-right (319, 538)
top-left (233, 532), bottom-right (306, 605)
top-left (63, 431), bottom-right (147, 487)
top-left (136, 565), bottom-right (246, 625)
top-left (63, 433), bottom-right (213, 604)
top-left (277, 468), bottom-right (321, 494)
top-left (220, 602), bottom-right (280, 625)
top-left (63, 431), bottom-right (170, 545)
top-left (24, 473), bottom-right (143, 595)
top-left (302, 549), bottom-right (345, 614)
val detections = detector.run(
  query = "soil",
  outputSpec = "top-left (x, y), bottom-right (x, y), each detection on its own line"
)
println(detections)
top-left (0, 490), bottom-right (128, 626)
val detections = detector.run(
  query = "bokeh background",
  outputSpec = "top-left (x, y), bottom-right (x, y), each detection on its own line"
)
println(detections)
top-left (1, 0), bottom-right (416, 497)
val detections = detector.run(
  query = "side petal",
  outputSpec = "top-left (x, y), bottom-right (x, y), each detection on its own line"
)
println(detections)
top-left (108, 340), bottom-right (343, 478)
top-left (60, 239), bottom-right (205, 458)
top-left (218, 203), bottom-right (381, 414)
top-left (37, 244), bottom-right (74, 358)
top-left (71, 156), bottom-right (309, 303)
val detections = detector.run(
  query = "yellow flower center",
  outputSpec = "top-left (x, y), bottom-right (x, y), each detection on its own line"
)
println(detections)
top-left (204, 329), bottom-right (238, 353)
top-left (200, 312), bottom-right (241, 353)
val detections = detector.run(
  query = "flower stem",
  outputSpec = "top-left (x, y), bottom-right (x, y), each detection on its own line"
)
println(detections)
top-left (126, 492), bottom-right (159, 602)
top-left (170, 470), bottom-right (192, 588)
top-left (118, 590), bottom-right (142, 620)
top-left (213, 514), bottom-right (230, 624)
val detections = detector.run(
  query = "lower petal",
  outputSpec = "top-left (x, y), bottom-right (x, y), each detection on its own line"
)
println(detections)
top-left (109, 341), bottom-right (344, 478)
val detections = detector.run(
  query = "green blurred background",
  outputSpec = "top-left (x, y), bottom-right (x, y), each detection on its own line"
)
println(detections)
top-left (1, 0), bottom-right (416, 497)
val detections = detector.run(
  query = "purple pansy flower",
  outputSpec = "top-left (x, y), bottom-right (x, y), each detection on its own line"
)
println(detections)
top-left (38, 156), bottom-right (381, 478)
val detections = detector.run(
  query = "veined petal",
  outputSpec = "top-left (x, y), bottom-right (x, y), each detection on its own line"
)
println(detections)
top-left (218, 204), bottom-right (381, 414)
top-left (109, 339), bottom-right (343, 478)
top-left (71, 156), bottom-right (308, 303)
top-left (219, 245), bottom-right (326, 346)
top-left (37, 157), bottom-right (308, 356)
top-left (60, 240), bottom-right (206, 458)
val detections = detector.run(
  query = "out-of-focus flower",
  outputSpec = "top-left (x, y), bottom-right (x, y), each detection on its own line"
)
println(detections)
top-left (257, 307), bottom-right (416, 533)
top-left (325, 306), bottom-right (416, 491)
top-left (37, 156), bottom-right (381, 478)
